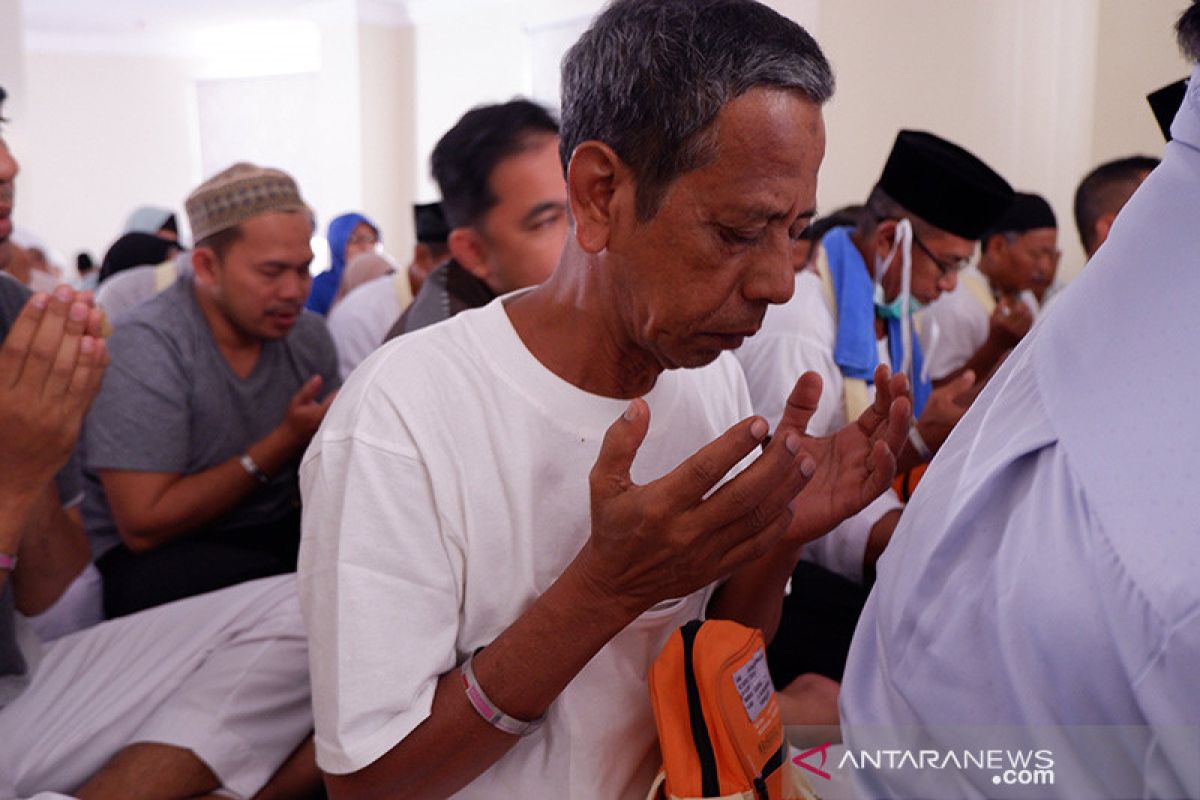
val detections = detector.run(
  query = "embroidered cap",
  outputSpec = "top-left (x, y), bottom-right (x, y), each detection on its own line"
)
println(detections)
top-left (878, 130), bottom-right (1014, 241)
top-left (186, 162), bottom-right (311, 243)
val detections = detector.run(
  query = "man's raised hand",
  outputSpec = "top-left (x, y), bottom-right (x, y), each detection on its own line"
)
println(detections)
top-left (577, 398), bottom-right (817, 614)
top-left (776, 364), bottom-right (911, 544)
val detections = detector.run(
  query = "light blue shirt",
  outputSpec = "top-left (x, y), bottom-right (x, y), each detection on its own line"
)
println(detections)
top-left (840, 65), bottom-right (1200, 799)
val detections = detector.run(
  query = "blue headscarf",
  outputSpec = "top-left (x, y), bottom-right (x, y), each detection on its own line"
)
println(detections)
top-left (305, 212), bottom-right (378, 315)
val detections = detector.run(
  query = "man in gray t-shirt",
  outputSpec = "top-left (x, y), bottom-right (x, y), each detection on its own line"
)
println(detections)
top-left (85, 163), bottom-right (339, 616)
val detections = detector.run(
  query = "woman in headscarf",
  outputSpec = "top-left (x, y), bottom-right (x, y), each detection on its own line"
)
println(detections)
top-left (305, 212), bottom-right (379, 316)
top-left (98, 232), bottom-right (180, 284)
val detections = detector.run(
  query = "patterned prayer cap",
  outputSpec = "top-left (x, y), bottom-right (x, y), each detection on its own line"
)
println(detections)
top-left (186, 162), bottom-right (310, 243)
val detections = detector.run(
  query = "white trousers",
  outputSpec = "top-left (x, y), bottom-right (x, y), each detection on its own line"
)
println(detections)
top-left (0, 575), bottom-right (311, 799)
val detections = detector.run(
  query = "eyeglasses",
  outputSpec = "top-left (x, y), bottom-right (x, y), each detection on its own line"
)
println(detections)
top-left (347, 232), bottom-right (379, 247)
top-left (912, 233), bottom-right (972, 276)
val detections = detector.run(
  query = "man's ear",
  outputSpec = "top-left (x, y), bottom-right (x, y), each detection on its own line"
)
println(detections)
top-left (983, 232), bottom-right (1006, 258)
top-left (448, 227), bottom-right (490, 282)
top-left (873, 218), bottom-right (898, 262)
top-left (567, 141), bottom-right (626, 254)
top-left (1094, 212), bottom-right (1117, 251)
top-left (191, 248), bottom-right (218, 288)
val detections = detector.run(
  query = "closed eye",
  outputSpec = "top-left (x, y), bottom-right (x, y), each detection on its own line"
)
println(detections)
top-left (719, 226), bottom-right (766, 246)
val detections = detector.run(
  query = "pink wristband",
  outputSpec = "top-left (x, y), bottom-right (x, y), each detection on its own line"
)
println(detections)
top-left (460, 649), bottom-right (543, 736)
top-left (0, 553), bottom-right (16, 571)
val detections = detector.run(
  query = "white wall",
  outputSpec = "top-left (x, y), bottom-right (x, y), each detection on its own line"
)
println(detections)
top-left (20, 50), bottom-right (200, 267)
top-left (358, 22), bottom-right (417, 259)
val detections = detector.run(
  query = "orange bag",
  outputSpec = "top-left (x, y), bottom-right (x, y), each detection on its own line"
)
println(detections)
top-left (647, 619), bottom-right (791, 799)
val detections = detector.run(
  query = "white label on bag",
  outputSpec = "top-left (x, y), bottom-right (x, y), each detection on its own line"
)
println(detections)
top-left (732, 646), bottom-right (773, 722)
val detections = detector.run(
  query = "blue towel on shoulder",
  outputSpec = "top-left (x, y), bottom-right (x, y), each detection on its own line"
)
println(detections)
top-left (822, 226), bottom-right (931, 416)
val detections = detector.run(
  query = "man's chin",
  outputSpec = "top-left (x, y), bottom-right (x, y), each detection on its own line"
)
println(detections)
top-left (663, 345), bottom-right (726, 371)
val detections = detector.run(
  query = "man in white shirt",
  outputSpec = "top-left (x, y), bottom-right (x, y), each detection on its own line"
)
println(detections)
top-left (298, 1), bottom-right (911, 797)
top-left (840, 5), bottom-right (1200, 797)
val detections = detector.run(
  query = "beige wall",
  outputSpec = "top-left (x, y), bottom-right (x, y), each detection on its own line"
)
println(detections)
top-left (1092, 0), bottom-right (1189, 160)
top-left (0, 0), bottom-right (26, 119)
top-left (358, 22), bottom-right (417, 261)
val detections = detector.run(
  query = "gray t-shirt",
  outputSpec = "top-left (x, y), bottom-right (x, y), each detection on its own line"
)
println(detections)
top-left (82, 274), bottom-right (339, 556)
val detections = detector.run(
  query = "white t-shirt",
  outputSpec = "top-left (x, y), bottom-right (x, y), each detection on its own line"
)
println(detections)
top-left (299, 294), bottom-right (753, 797)
top-left (842, 67), bottom-right (1200, 798)
top-left (326, 273), bottom-right (408, 382)
top-left (734, 270), bottom-right (901, 583)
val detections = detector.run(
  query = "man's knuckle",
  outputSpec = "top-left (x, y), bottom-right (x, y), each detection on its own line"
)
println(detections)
top-left (687, 455), bottom-right (721, 487)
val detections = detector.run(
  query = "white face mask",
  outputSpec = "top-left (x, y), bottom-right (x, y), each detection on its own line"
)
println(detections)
top-left (871, 218), bottom-right (921, 378)
top-left (873, 218), bottom-right (918, 317)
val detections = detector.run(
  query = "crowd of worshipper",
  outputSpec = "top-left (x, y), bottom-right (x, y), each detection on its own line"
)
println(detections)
top-left (1, 0), bottom-right (1198, 797)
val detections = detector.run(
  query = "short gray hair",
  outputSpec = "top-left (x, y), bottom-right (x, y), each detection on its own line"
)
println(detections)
top-left (560, 0), bottom-right (834, 220)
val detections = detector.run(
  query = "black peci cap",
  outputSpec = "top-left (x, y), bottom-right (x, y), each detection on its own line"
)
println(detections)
top-left (981, 191), bottom-right (1057, 241)
top-left (878, 130), bottom-right (1014, 241)
top-left (413, 202), bottom-right (450, 244)
top-left (1147, 78), bottom-right (1188, 141)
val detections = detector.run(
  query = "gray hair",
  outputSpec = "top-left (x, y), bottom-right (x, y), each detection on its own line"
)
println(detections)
top-left (560, 0), bottom-right (834, 220)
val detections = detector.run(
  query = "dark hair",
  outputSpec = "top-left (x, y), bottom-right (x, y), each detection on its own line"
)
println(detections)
top-left (1178, 1), bottom-right (1200, 61)
top-left (803, 205), bottom-right (865, 243)
top-left (99, 233), bottom-right (180, 283)
top-left (1072, 156), bottom-right (1160, 254)
top-left (431, 99), bottom-right (559, 230)
top-left (857, 185), bottom-right (936, 241)
top-left (560, 0), bottom-right (834, 221)
top-left (195, 225), bottom-right (243, 260)
top-left (0, 85), bottom-right (7, 126)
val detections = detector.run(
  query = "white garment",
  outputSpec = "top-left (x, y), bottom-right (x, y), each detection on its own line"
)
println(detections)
top-left (919, 265), bottom-right (1040, 382)
top-left (0, 575), bottom-right (312, 799)
top-left (840, 66), bottom-right (1200, 799)
top-left (326, 273), bottom-right (407, 381)
top-left (26, 564), bottom-right (102, 642)
top-left (94, 252), bottom-right (188, 323)
top-left (299, 295), bottom-right (752, 797)
top-left (734, 270), bottom-right (901, 582)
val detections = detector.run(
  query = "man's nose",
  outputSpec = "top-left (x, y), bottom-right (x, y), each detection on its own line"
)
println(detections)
top-left (938, 269), bottom-right (958, 294)
top-left (744, 235), bottom-right (796, 306)
top-left (0, 141), bottom-right (18, 184)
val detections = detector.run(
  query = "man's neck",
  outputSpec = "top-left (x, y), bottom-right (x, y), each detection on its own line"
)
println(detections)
top-left (504, 255), bottom-right (662, 400)
top-left (191, 281), bottom-right (263, 378)
top-left (977, 259), bottom-right (1017, 300)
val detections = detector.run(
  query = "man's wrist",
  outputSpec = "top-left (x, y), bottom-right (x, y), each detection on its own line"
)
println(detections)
top-left (562, 549), bottom-right (647, 626)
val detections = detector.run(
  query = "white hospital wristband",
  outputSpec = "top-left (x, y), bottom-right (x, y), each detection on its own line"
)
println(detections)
top-left (460, 649), bottom-right (544, 736)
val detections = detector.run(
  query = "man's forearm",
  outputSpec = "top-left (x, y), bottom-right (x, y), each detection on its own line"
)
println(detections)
top-left (0, 486), bottom-right (41, 598)
top-left (108, 425), bottom-right (305, 550)
top-left (707, 541), bottom-right (802, 645)
top-left (326, 556), bottom-right (644, 800)
top-left (11, 490), bottom-right (90, 615)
